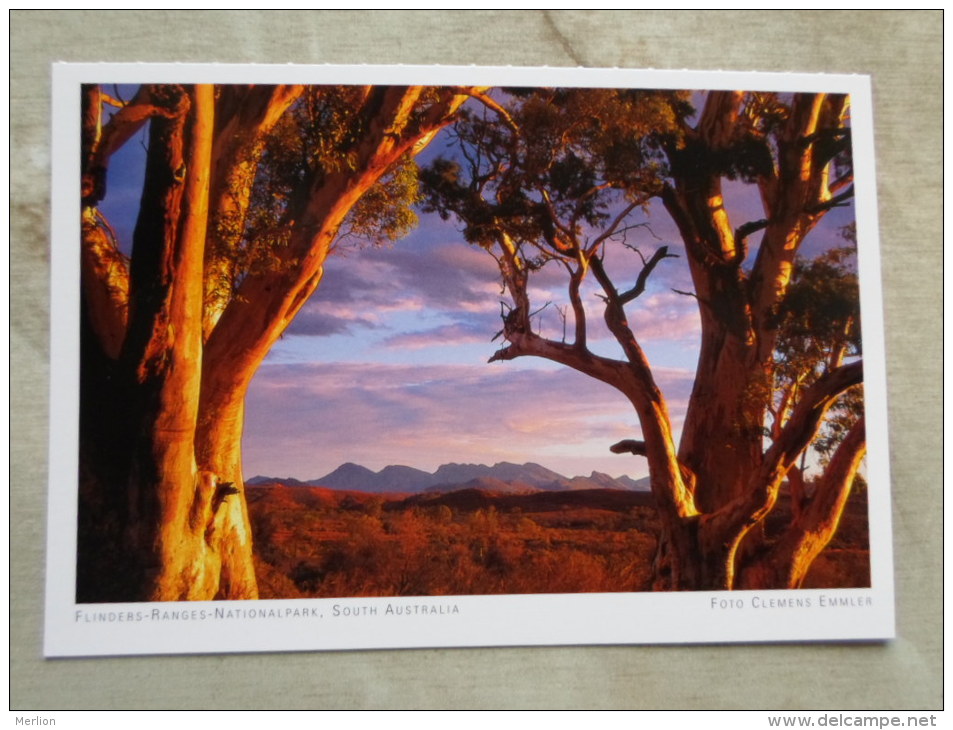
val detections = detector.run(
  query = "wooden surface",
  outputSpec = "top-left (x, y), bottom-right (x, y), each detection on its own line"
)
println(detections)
top-left (11, 10), bottom-right (942, 709)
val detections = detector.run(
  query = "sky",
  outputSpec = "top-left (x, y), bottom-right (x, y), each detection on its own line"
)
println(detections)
top-left (96, 86), bottom-right (856, 482)
top-left (240, 210), bottom-right (702, 480)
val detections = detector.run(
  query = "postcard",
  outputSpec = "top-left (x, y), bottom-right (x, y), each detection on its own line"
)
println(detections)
top-left (45, 63), bottom-right (894, 656)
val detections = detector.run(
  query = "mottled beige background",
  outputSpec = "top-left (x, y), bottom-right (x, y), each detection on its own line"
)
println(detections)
top-left (11, 10), bottom-right (941, 709)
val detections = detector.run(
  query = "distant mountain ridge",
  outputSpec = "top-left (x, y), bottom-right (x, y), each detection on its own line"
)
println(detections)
top-left (247, 461), bottom-right (650, 494)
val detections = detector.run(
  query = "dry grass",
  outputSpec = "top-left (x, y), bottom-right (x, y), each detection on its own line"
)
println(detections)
top-left (247, 482), bottom-right (871, 598)
top-left (247, 485), bottom-right (658, 598)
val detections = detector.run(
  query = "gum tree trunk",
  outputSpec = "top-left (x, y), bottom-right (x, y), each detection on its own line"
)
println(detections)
top-left (121, 84), bottom-right (216, 600)
top-left (78, 82), bottom-right (474, 601)
top-left (440, 89), bottom-right (863, 591)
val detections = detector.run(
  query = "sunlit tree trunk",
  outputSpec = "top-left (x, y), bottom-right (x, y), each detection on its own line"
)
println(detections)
top-left (202, 85), bottom-right (304, 338)
top-left (115, 84), bottom-right (215, 600)
top-left (78, 82), bottom-right (474, 601)
top-left (737, 416), bottom-right (866, 589)
top-left (190, 86), bottom-right (466, 599)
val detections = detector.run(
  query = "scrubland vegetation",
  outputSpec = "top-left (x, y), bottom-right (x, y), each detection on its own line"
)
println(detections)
top-left (246, 484), bottom-right (870, 599)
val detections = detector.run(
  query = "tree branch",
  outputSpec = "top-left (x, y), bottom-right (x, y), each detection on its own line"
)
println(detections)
top-left (610, 439), bottom-right (698, 495)
top-left (588, 200), bottom-right (642, 251)
top-left (567, 265), bottom-right (588, 350)
top-left (671, 287), bottom-right (698, 300)
top-left (203, 86), bottom-right (472, 405)
top-left (83, 85), bottom-right (186, 206)
top-left (464, 89), bottom-right (519, 133)
top-left (409, 86), bottom-right (489, 155)
top-left (619, 245), bottom-right (678, 304)
top-left (733, 218), bottom-right (770, 261)
top-left (488, 330), bottom-right (626, 392)
top-left (538, 191), bottom-right (578, 253)
top-left (756, 359), bottom-right (863, 501)
top-left (805, 185), bottom-right (855, 215)
top-left (610, 439), bottom-right (647, 456)
top-left (710, 359), bottom-right (863, 587)
top-left (81, 209), bottom-right (130, 359)
top-left (747, 94), bottom-right (853, 362)
top-left (99, 92), bottom-right (126, 109)
top-left (203, 84), bottom-right (306, 338)
top-left (698, 90), bottom-right (744, 149)
top-left (750, 415), bottom-right (867, 588)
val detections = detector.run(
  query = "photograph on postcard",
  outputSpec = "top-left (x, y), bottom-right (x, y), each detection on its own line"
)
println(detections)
top-left (47, 64), bottom-right (894, 656)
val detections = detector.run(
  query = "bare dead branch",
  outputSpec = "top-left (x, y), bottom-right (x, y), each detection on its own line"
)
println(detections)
top-left (588, 200), bottom-right (641, 251)
top-left (733, 218), bottom-right (770, 248)
top-left (624, 244), bottom-right (650, 267)
top-left (671, 288), bottom-right (699, 301)
top-left (529, 301), bottom-right (552, 319)
top-left (610, 439), bottom-right (648, 456)
top-left (619, 245), bottom-right (678, 304)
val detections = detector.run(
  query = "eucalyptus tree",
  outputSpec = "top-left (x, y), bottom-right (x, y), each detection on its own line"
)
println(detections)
top-left (422, 87), bottom-right (863, 590)
top-left (78, 83), bottom-right (472, 601)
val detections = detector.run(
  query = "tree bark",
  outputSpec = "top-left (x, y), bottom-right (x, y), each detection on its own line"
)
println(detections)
top-left (80, 210), bottom-right (128, 359)
top-left (79, 83), bottom-right (475, 601)
top-left (664, 93), bottom-right (851, 521)
top-left (737, 415), bottom-right (866, 589)
top-left (660, 176), bottom-right (764, 514)
top-left (117, 84), bottom-right (216, 601)
top-left (492, 91), bottom-right (861, 591)
top-left (187, 87), bottom-right (472, 599)
top-left (203, 85), bottom-right (304, 338)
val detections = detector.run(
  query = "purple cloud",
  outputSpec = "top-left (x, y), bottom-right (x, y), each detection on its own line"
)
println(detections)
top-left (381, 321), bottom-right (495, 350)
top-left (285, 302), bottom-right (379, 337)
top-left (242, 359), bottom-right (694, 481)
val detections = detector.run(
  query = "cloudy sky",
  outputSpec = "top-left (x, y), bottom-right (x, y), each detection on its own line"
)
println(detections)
top-left (240, 176), bottom-right (852, 483)
top-left (99, 87), bottom-right (854, 482)
top-left (241, 208), bottom-right (703, 481)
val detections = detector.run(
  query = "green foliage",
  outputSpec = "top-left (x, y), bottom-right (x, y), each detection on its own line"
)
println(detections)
top-left (773, 245), bottom-right (861, 381)
top-left (769, 239), bottom-right (863, 464)
top-left (208, 87), bottom-right (426, 302)
top-left (420, 88), bottom-right (691, 256)
top-left (342, 154), bottom-right (422, 247)
top-left (742, 92), bottom-right (791, 137)
top-left (667, 135), bottom-right (774, 184)
top-left (668, 92), bottom-right (785, 184)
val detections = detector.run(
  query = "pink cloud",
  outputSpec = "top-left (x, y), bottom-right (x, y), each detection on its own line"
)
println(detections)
top-left (243, 360), bottom-right (694, 481)
top-left (382, 322), bottom-right (493, 350)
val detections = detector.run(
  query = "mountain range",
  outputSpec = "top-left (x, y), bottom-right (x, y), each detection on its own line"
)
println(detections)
top-left (247, 461), bottom-right (650, 494)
